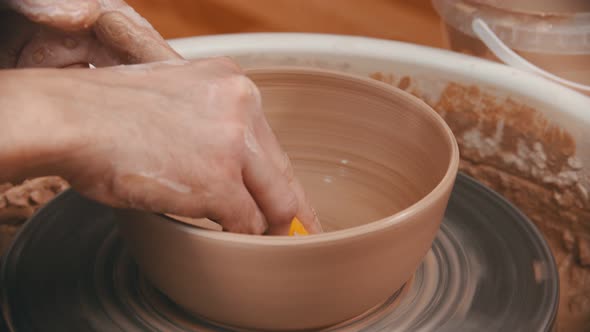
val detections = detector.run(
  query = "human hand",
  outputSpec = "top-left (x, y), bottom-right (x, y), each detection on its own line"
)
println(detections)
top-left (3, 58), bottom-right (321, 235)
top-left (0, 0), bottom-right (180, 68)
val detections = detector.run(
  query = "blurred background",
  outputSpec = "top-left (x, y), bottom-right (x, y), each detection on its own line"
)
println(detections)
top-left (126, 0), bottom-right (443, 48)
top-left (125, 0), bottom-right (590, 88)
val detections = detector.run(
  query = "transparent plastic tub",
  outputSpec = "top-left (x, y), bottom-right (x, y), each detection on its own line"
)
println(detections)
top-left (432, 0), bottom-right (590, 94)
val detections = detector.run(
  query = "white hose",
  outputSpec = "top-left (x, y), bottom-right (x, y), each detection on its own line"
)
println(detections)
top-left (472, 18), bottom-right (590, 95)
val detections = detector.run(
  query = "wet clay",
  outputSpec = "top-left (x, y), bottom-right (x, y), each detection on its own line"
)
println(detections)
top-left (370, 72), bottom-right (590, 331)
top-left (165, 214), bottom-right (223, 232)
top-left (116, 68), bottom-right (459, 331)
top-left (0, 177), bottom-right (68, 254)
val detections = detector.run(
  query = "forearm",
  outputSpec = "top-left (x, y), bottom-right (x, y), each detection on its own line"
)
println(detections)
top-left (0, 69), bottom-right (87, 183)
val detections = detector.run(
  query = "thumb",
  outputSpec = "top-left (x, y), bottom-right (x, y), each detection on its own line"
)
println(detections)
top-left (94, 11), bottom-right (181, 64)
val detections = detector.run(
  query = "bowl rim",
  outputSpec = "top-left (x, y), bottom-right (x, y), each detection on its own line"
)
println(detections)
top-left (168, 67), bottom-right (460, 246)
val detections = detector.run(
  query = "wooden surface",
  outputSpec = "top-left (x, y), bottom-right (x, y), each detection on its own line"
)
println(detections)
top-left (126, 0), bottom-right (444, 48)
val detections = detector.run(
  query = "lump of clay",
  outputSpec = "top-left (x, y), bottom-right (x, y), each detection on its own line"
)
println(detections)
top-left (0, 176), bottom-right (69, 254)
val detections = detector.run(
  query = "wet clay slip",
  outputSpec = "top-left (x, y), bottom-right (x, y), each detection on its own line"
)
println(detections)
top-left (164, 214), bottom-right (223, 232)
top-left (116, 68), bottom-right (460, 331)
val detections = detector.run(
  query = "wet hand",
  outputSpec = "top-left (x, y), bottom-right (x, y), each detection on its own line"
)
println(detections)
top-left (0, 0), bottom-right (180, 68)
top-left (18, 58), bottom-right (321, 235)
top-left (0, 1), bottom-right (321, 235)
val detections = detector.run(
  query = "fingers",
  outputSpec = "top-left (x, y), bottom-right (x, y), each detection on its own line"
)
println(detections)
top-left (253, 117), bottom-right (323, 235)
top-left (242, 129), bottom-right (298, 233)
top-left (87, 171), bottom-right (267, 235)
top-left (275, 148), bottom-right (323, 234)
top-left (16, 29), bottom-right (121, 68)
top-left (94, 11), bottom-right (181, 64)
top-left (9, 0), bottom-right (180, 66)
top-left (222, 73), bottom-right (321, 235)
top-left (208, 186), bottom-right (268, 235)
top-left (93, 0), bottom-right (182, 63)
top-left (6, 0), bottom-right (101, 31)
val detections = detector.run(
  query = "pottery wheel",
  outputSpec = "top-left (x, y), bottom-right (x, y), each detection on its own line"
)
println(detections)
top-left (0, 173), bottom-right (558, 331)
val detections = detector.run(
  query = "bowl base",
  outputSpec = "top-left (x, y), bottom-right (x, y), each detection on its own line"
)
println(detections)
top-left (1, 174), bottom-right (558, 331)
top-left (194, 281), bottom-right (410, 332)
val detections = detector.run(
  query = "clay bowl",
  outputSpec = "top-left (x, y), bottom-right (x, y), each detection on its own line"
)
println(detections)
top-left (117, 68), bottom-right (459, 331)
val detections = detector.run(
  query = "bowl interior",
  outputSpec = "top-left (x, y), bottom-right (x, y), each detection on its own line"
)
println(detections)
top-left (250, 69), bottom-right (455, 232)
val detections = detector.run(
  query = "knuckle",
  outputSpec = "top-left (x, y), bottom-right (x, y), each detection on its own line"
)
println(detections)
top-left (273, 191), bottom-right (298, 224)
top-left (279, 152), bottom-right (295, 183)
top-left (208, 127), bottom-right (248, 178)
top-left (227, 75), bottom-right (260, 107)
top-left (210, 150), bottom-right (242, 182)
top-left (209, 56), bottom-right (243, 74)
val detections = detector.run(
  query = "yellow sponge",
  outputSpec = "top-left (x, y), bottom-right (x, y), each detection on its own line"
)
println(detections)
top-left (289, 217), bottom-right (308, 236)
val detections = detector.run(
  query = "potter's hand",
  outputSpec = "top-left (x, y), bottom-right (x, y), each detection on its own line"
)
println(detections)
top-left (0, 58), bottom-right (322, 235)
top-left (0, 0), bottom-right (180, 68)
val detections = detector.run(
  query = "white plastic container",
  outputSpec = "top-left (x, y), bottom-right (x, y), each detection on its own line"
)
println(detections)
top-left (168, 33), bottom-right (590, 330)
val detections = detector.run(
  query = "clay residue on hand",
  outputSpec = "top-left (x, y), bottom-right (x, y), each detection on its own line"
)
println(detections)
top-left (165, 214), bottom-right (223, 232)
top-left (136, 171), bottom-right (191, 194)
